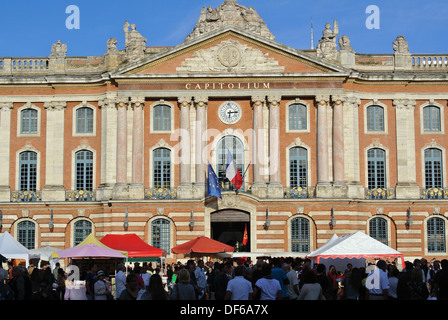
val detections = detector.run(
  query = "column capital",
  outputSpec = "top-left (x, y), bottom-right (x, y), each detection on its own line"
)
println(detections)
top-left (115, 97), bottom-right (130, 108)
top-left (0, 102), bottom-right (13, 112)
top-left (194, 96), bottom-right (208, 108)
top-left (331, 95), bottom-right (346, 106)
top-left (267, 95), bottom-right (281, 107)
top-left (393, 98), bottom-right (416, 110)
top-left (344, 96), bottom-right (361, 108)
top-left (131, 97), bottom-right (145, 108)
top-left (315, 95), bottom-right (330, 106)
top-left (44, 101), bottom-right (66, 111)
top-left (98, 98), bottom-right (116, 109)
top-left (251, 95), bottom-right (265, 107)
top-left (178, 96), bottom-right (193, 108)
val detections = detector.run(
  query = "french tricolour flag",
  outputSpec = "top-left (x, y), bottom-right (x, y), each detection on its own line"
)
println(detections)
top-left (225, 150), bottom-right (243, 190)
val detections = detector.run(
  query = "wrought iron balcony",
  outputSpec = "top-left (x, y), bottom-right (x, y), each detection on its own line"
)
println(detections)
top-left (11, 190), bottom-right (41, 202)
top-left (66, 190), bottom-right (96, 202)
top-left (145, 188), bottom-right (177, 200)
top-left (421, 187), bottom-right (448, 199)
top-left (365, 187), bottom-right (395, 200)
top-left (284, 186), bottom-right (315, 199)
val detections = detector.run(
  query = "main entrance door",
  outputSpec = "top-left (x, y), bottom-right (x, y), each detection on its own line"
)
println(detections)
top-left (211, 209), bottom-right (250, 252)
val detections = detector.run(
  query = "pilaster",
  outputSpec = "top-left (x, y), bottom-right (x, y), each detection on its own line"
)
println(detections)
top-left (42, 101), bottom-right (66, 201)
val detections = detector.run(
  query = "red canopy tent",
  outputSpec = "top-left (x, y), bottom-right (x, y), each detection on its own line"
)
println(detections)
top-left (171, 236), bottom-right (234, 258)
top-left (100, 234), bottom-right (166, 262)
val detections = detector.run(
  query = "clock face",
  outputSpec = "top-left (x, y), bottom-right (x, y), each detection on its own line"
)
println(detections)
top-left (218, 101), bottom-right (242, 125)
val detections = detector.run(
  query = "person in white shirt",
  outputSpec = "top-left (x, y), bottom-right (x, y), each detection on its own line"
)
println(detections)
top-left (115, 263), bottom-right (127, 300)
top-left (225, 265), bottom-right (253, 300)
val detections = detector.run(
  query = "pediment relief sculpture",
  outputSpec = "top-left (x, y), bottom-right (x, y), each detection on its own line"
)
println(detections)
top-left (176, 39), bottom-right (284, 73)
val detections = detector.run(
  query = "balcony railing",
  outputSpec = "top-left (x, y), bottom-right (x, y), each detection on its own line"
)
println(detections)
top-left (284, 186), bottom-right (315, 199)
top-left (66, 190), bottom-right (96, 202)
top-left (145, 188), bottom-right (177, 200)
top-left (11, 190), bottom-right (41, 202)
top-left (421, 187), bottom-right (448, 200)
top-left (365, 188), bottom-right (395, 200)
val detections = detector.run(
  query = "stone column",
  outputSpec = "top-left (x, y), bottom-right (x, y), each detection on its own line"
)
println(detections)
top-left (267, 95), bottom-right (283, 198)
top-left (332, 96), bottom-right (345, 185)
top-left (112, 97), bottom-right (130, 199)
top-left (130, 97), bottom-right (145, 199)
top-left (0, 103), bottom-right (13, 201)
top-left (343, 97), bottom-right (364, 198)
top-left (177, 97), bottom-right (193, 199)
top-left (331, 96), bottom-right (348, 198)
top-left (251, 96), bottom-right (267, 197)
top-left (42, 101), bottom-right (66, 201)
top-left (393, 98), bottom-right (419, 199)
top-left (315, 95), bottom-right (331, 198)
top-left (194, 96), bottom-right (207, 197)
top-left (96, 98), bottom-right (118, 201)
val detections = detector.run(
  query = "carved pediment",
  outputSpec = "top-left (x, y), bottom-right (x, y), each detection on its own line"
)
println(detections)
top-left (176, 39), bottom-right (284, 73)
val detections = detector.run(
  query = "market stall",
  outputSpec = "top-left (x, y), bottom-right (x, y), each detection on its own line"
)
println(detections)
top-left (0, 231), bottom-right (34, 267)
top-left (171, 236), bottom-right (235, 258)
top-left (306, 231), bottom-right (405, 271)
top-left (100, 233), bottom-right (166, 263)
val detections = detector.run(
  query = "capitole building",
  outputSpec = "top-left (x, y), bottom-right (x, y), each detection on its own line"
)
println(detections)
top-left (1, 0), bottom-right (448, 263)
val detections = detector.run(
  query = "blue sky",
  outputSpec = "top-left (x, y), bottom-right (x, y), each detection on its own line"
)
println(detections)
top-left (0, 0), bottom-right (447, 57)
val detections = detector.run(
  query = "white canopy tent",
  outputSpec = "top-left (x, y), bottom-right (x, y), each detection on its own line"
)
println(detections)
top-left (306, 231), bottom-right (405, 271)
top-left (29, 246), bottom-right (60, 268)
top-left (0, 231), bottom-right (34, 267)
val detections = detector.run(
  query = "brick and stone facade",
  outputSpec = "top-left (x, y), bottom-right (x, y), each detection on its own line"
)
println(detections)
top-left (1, 0), bottom-right (448, 263)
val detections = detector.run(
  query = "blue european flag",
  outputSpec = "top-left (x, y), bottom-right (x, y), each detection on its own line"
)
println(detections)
top-left (207, 163), bottom-right (222, 199)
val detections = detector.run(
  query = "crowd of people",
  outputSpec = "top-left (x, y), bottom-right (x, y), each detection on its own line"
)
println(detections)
top-left (1, 256), bottom-right (448, 301)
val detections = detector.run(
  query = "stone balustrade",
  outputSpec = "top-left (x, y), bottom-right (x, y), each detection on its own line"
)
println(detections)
top-left (412, 55), bottom-right (448, 69)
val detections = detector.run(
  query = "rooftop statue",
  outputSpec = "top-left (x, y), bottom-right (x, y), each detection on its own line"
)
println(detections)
top-left (186, 0), bottom-right (275, 41)
top-left (316, 21), bottom-right (339, 60)
top-left (123, 21), bottom-right (147, 60)
top-left (50, 40), bottom-right (67, 59)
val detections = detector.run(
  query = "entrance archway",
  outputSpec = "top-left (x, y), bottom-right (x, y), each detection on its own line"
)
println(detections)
top-left (210, 209), bottom-right (250, 252)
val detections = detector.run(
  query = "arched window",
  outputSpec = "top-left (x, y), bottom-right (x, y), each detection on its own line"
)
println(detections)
top-left (288, 103), bottom-right (307, 130)
top-left (153, 148), bottom-right (171, 189)
top-left (151, 218), bottom-right (170, 252)
top-left (153, 105), bottom-right (171, 131)
top-left (75, 150), bottom-right (93, 191)
top-left (289, 147), bottom-right (308, 188)
top-left (290, 217), bottom-right (310, 252)
top-left (74, 220), bottom-right (92, 246)
top-left (423, 106), bottom-right (441, 132)
top-left (20, 109), bottom-right (38, 134)
top-left (76, 107), bottom-right (94, 134)
top-left (19, 151), bottom-right (37, 191)
top-left (366, 105), bottom-right (384, 132)
top-left (424, 148), bottom-right (443, 189)
top-left (17, 220), bottom-right (35, 250)
top-left (427, 217), bottom-right (445, 253)
top-left (369, 217), bottom-right (388, 245)
top-left (216, 136), bottom-right (244, 190)
top-left (367, 148), bottom-right (386, 189)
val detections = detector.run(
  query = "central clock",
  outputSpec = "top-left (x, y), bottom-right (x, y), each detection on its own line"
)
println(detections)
top-left (218, 101), bottom-right (242, 125)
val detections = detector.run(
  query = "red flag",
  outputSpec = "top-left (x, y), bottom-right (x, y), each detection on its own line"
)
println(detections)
top-left (242, 224), bottom-right (248, 246)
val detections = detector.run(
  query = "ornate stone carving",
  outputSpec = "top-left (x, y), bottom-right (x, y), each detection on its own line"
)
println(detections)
top-left (44, 101), bottom-right (66, 111)
top-left (338, 35), bottom-right (354, 53)
top-left (107, 38), bottom-right (119, 54)
top-left (176, 39), bottom-right (284, 73)
top-left (316, 21), bottom-right (339, 60)
top-left (123, 21), bottom-right (147, 60)
top-left (186, 0), bottom-right (275, 41)
top-left (50, 40), bottom-right (67, 58)
top-left (393, 98), bottom-right (416, 110)
top-left (393, 35), bottom-right (410, 55)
